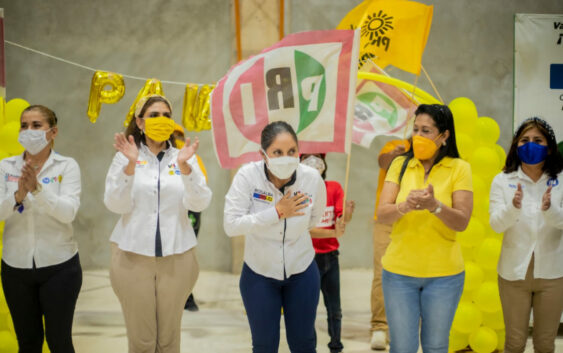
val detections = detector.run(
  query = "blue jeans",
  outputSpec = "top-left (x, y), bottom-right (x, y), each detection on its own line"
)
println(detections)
top-left (315, 251), bottom-right (343, 353)
top-left (240, 261), bottom-right (320, 353)
top-left (382, 269), bottom-right (464, 353)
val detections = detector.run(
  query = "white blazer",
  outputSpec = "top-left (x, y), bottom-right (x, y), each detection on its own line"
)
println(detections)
top-left (224, 160), bottom-right (326, 280)
top-left (489, 169), bottom-right (563, 280)
top-left (104, 143), bottom-right (212, 257)
top-left (0, 151), bottom-right (81, 268)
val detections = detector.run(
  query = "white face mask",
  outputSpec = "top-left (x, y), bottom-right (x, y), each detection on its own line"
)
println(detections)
top-left (262, 150), bottom-right (299, 179)
top-left (301, 156), bottom-right (325, 175)
top-left (18, 129), bottom-right (50, 155)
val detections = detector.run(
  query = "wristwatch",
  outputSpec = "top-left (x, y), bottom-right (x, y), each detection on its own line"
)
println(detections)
top-left (31, 183), bottom-right (43, 196)
top-left (431, 201), bottom-right (442, 214)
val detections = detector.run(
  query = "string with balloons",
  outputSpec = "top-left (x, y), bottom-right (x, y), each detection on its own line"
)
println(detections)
top-left (86, 71), bottom-right (214, 132)
top-left (448, 97), bottom-right (506, 353)
top-left (0, 98), bottom-right (51, 352)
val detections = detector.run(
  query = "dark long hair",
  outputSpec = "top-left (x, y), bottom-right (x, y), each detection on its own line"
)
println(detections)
top-left (504, 117), bottom-right (563, 178)
top-left (124, 95), bottom-right (176, 147)
top-left (260, 121), bottom-right (298, 150)
top-left (398, 104), bottom-right (460, 181)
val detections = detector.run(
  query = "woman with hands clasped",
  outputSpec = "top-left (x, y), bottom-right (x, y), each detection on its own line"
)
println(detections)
top-left (489, 117), bottom-right (563, 353)
top-left (224, 121), bottom-right (326, 353)
top-left (104, 95), bottom-right (211, 353)
top-left (376, 104), bottom-right (473, 353)
top-left (0, 105), bottom-right (82, 353)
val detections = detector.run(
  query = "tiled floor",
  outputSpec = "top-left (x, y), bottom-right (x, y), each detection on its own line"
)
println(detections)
top-left (73, 269), bottom-right (562, 353)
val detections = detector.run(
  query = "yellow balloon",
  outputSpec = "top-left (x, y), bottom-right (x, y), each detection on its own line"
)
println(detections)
top-left (0, 149), bottom-right (9, 161)
top-left (469, 326), bottom-right (498, 353)
top-left (459, 288), bottom-right (474, 303)
top-left (452, 302), bottom-right (482, 333)
top-left (0, 330), bottom-right (18, 353)
top-left (460, 245), bottom-right (475, 262)
top-left (471, 146), bottom-right (500, 179)
top-left (475, 238), bottom-right (502, 270)
top-left (194, 85), bottom-right (212, 131)
top-left (456, 133), bottom-right (474, 161)
top-left (458, 217), bottom-right (486, 248)
top-left (124, 78), bottom-right (164, 127)
top-left (464, 261), bottom-right (484, 292)
top-left (496, 330), bottom-right (505, 351)
top-left (472, 197), bottom-right (490, 225)
top-left (86, 71), bottom-right (125, 123)
top-left (494, 144), bottom-right (506, 170)
top-left (182, 84), bottom-right (198, 131)
top-left (449, 97), bottom-right (478, 136)
top-left (474, 281), bottom-right (502, 313)
top-left (0, 122), bottom-right (24, 155)
top-left (5, 98), bottom-right (30, 124)
top-left (472, 175), bottom-right (488, 200)
top-left (483, 309), bottom-right (505, 330)
top-left (476, 117), bottom-right (500, 145)
top-left (449, 329), bottom-right (469, 352)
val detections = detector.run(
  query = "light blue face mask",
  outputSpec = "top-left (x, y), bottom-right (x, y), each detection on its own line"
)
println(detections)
top-left (517, 142), bottom-right (548, 165)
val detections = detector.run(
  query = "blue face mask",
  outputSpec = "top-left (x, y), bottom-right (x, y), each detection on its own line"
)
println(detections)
top-left (517, 142), bottom-right (548, 165)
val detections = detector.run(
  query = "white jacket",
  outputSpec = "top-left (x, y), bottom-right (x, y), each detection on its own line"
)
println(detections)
top-left (0, 151), bottom-right (81, 268)
top-left (489, 169), bottom-right (563, 280)
top-left (224, 160), bottom-right (326, 280)
top-left (104, 143), bottom-right (212, 256)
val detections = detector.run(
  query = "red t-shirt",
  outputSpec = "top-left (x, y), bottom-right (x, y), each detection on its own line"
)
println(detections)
top-left (312, 180), bottom-right (344, 254)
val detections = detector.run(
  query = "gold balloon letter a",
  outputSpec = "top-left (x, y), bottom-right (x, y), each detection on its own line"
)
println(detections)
top-left (124, 79), bottom-right (164, 127)
top-left (87, 71), bottom-right (125, 123)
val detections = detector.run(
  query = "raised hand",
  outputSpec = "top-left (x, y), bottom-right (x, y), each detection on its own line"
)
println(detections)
top-left (343, 200), bottom-right (355, 222)
top-left (21, 163), bottom-right (38, 193)
top-left (275, 191), bottom-right (309, 219)
top-left (541, 185), bottom-right (552, 211)
top-left (178, 136), bottom-right (199, 165)
top-left (114, 133), bottom-right (138, 163)
top-left (512, 183), bottom-right (523, 209)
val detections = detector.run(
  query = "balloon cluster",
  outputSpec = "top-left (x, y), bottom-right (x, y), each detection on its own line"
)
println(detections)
top-left (447, 97), bottom-right (506, 353)
top-left (182, 84), bottom-right (214, 132)
top-left (0, 99), bottom-right (51, 351)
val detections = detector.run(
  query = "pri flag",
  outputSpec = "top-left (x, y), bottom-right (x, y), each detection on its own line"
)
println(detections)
top-left (211, 30), bottom-right (359, 169)
top-left (338, 0), bottom-right (433, 75)
top-left (353, 61), bottom-right (417, 148)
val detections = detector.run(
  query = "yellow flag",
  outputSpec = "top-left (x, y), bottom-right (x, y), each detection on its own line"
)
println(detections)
top-left (338, 0), bottom-right (433, 75)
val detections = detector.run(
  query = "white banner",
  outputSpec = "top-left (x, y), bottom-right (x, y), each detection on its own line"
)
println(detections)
top-left (514, 14), bottom-right (563, 141)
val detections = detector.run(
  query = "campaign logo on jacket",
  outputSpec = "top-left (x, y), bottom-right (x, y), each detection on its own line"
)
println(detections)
top-left (4, 174), bottom-right (19, 183)
top-left (42, 175), bottom-right (63, 184)
top-left (253, 188), bottom-right (274, 203)
top-left (167, 163), bottom-right (181, 175)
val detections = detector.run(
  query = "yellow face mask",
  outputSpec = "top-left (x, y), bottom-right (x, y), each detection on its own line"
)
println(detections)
top-left (175, 139), bottom-right (185, 149)
top-left (144, 116), bottom-right (176, 142)
top-left (412, 134), bottom-right (442, 160)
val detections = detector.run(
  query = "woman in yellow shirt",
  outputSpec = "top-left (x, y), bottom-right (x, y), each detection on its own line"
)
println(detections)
top-left (377, 104), bottom-right (473, 353)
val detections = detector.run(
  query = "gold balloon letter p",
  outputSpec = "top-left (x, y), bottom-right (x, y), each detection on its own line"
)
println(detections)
top-left (87, 71), bottom-right (125, 123)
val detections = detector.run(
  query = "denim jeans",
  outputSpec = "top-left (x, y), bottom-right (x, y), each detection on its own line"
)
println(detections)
top-left (382, 269), bottom-right (464, 353)
top-left (240, 261), bottom-right (320, 353)
top-left (315, 250), bottom-right (343, 353)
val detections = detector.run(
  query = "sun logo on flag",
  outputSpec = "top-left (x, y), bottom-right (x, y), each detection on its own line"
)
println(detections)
top-left (361, 11), bottom-right (394, 40)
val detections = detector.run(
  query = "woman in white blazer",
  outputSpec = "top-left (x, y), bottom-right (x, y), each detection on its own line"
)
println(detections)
top-left (224, 121), bottom-right (326, 353)
top-left (0, 105), bottom-right (82, 353)
top-left (489, 117), bottom-right (563, 353)
top-left (104, 95), bottom-right (211, 353)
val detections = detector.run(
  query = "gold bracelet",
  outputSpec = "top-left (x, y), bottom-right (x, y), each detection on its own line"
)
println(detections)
top-left (396, 202), bottom-right (405, 216)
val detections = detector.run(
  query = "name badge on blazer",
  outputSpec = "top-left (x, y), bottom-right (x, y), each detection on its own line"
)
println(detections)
top-left (136, 160), bottom-right (148, 168)
top-left (253, 189), bottom-right (274, 203)
top-left (4, 174), bottom-right (20, 183)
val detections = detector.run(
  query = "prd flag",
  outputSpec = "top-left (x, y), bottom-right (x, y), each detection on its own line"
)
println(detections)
top-left (353, 61), bottom-right (417, 148)
top-left (211, 30), bottom-right (359, 169)
top-left (338, 0), bottom-right (433, 75)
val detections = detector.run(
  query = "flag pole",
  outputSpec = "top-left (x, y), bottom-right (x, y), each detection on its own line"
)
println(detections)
top-left (421, 65), bottom-right (444, 104)
top-left (341, 150), bottom-right (352, 221)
